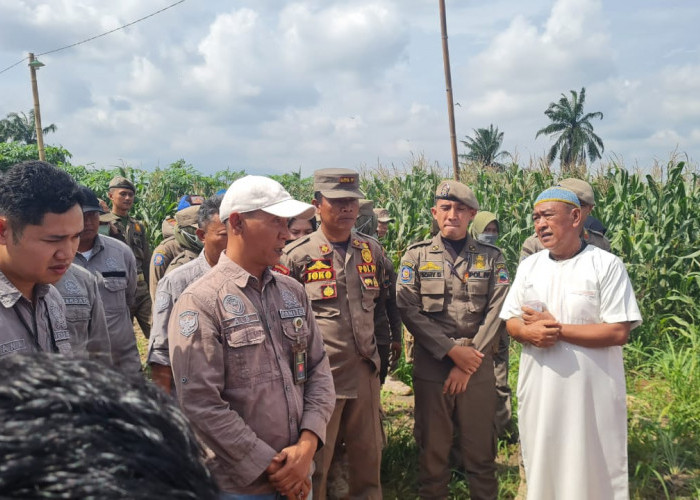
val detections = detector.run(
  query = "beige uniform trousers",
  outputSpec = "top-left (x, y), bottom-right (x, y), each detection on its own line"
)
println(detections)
top-left (313, 360), bottom-right (383, 500)
top-left (414, 373), bottom-right (498, 500)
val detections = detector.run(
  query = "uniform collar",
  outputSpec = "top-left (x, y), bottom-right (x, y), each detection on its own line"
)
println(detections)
top-left (0, 270), bottom-right (50, 308)
top-left (217, 251), bottom-right (276, 289)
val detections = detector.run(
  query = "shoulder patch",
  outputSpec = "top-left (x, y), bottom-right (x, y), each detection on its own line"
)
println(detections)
top-left (399, 264), bottom-right (415, 285)
top-left (153, 253), bottom-right (165, 266)
top-left (283, 234), bottom-right (313, 253)
top-left (495, 263), bottom-right (510, 285)
top-left (178, 310), bottom-right (199, 337)
top-left (155, 292), bottom-right (170, 312)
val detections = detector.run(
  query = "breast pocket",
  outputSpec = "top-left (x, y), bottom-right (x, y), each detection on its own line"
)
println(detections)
top-left (102, 277), bottom-right (128, 312)
top-left (419, 279), bottom-right (445, 313)
top-left (225, 325), bottom-right (274, 388)
top-left (566, 289), bottom-right (600, 323)
top-left (466, 278), bottom-right (489, 313)
top-left (64, 304), bottom-right (91, 323)
top-left (305, 283), bottom-right (340, 318)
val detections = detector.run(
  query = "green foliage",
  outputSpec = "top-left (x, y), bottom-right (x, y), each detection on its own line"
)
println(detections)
top-left (0, 142), bottom-right (72, 172)
top-left (535, 87), bottom-right (604, 172)
top-left (270, 169), bottom-right (315, 203)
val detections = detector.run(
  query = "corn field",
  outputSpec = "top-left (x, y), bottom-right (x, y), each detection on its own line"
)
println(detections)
top-left (61, 156), bottom-right (699, 498)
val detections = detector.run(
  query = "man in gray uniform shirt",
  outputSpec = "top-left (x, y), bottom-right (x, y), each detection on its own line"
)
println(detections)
top-left (56, 264), bottom-right (112, 364)
top-left (148, 194), bottom-right (228, 393)
top-left (0, 161), bottom-right (82, 357)
top-left (72, 186), bottom-right (141, 374)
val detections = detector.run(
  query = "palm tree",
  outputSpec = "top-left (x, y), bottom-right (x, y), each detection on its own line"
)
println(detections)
top-left (535, 87), bottom-right (604, 172)
top-left (459, 124), bottom-right (511, 170)
top-left (0, 110), bottom-right (57, 144)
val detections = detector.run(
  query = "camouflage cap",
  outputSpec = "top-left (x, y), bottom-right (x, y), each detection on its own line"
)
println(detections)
top-left (174, 205), bottom-right (200, 228)
top-left (374, 207), bottom-right (393, 222)
top-left (358, 199), bottom-right (375, 217)
top-left (557, 178), bottom-right (595, 206)
top-left (313, 168), bottom-right (363, 199)
top-left (108, 176), bottom-right (135, 191)
top-left (434, 180), bottom-right (479, 210)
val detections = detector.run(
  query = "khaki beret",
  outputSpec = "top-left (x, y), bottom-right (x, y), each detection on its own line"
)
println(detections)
top-left (434, 180), bottom-right (479, 210)
top-left (558, 178), bottom-right (595, 206)
top-left (313, 168), bottom-right (363, 199)
top-left (108, 176), bottom-right (135, 191)
top-left (174, 205), bottom-right (200, 228)
top-left (374, 207), bottom-right (393, 222)
top-left (358, 199), bottom-right (375, 217)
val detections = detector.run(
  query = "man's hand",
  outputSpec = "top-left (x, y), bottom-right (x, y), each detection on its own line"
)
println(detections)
top-left (268, 431), bottom-right (317, 498)
top-left (447, 345), bottom-right (484, 375)
top-left (389, 341), bottom-right (401, 371)
top-left (521, 305), bottom-right (556, 325)
top-left (523, 320), bottom-right (561, 348)
top-left (443, 366), bottom-right (471, 395)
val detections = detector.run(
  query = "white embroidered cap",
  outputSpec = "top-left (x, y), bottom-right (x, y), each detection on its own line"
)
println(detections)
top-left (219, 175), bottom-right (315, 222)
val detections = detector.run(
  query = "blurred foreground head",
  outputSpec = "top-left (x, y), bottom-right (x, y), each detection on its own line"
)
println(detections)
top-left (0, 354), bottom-right (218, 500)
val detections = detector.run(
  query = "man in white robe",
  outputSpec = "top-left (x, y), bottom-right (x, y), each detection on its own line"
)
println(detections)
top-left (500, 186), bottom-right (642, 500)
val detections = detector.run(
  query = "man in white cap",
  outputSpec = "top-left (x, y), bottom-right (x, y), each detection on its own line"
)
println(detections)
top-left (500, 186), bottom-right (641, 499)
top-left (169, 176), bottom-right (335, 500)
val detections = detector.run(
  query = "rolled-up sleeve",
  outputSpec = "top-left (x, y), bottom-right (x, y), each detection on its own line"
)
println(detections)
top-left (148, 280), bottom-right (173, 366)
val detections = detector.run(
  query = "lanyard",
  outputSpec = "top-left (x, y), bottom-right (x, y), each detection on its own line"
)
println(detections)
top-left (12, 300), bottom-right (59, 352)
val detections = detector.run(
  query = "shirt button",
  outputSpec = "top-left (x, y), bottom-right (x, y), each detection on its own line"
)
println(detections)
top-left (285, 385), bottom-right (290, 392)
top-left (181, 377), bottom-right (188, 384)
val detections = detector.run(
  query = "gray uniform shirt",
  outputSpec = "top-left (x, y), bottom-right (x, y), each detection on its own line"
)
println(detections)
top-left (0, 270), bottom-right (72, 357)
top-left (148, 252), bottom-right (211, 367)
top-left (73, 235), bottom-right (141, 374)
top-left (55, 264), bottom-right (112, 364)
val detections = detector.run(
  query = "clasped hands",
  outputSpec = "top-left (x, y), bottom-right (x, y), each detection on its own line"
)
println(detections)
top-left (266, 435), bottom-right (316, 499)
top-left (521, 305), bottom-right (560, 348)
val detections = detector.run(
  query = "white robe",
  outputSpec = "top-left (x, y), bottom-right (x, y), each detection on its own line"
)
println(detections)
top-left (500, 245), bottom-right (641, 500)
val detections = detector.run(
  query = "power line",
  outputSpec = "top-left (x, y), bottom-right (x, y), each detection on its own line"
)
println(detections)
top-left (0, 0), bottom-right (186, 76)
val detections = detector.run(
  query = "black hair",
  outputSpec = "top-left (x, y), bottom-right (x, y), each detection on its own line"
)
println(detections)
top-left (197, 194), bottom-right (224, 229)
top-left (0, 161), bottom-right (83, 238)
top-left (0, 354), bottom-right (219, 500)
top-left (313, 191), bottom-right (324, 204)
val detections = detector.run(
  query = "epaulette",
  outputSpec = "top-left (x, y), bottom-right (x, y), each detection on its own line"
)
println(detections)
top-left (354, 231), bottom-right (381, 247)
top-left (587, 228), bottom-right (606, 238)
top-left (282, 233), bottom-right (313, 254)
top-left (407, 239), bottom-right (432, 250)
top-left (472, 239), bottom-right (502, 252)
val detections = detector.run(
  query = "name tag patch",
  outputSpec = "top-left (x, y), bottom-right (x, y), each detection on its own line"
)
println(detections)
top-left (0, 339), bottom-right (26, 355)
top-left (63, 297), bottom-right (90, 306)
top-left (223, 313), bottom-right (260, 327)
top-left (280, 307), bottom-right (306, 319)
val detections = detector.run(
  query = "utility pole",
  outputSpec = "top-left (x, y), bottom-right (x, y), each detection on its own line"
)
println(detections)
top-left (28, 53), bottom-right (46, 161)
top-left (439, 0), bottom-right (459, 181)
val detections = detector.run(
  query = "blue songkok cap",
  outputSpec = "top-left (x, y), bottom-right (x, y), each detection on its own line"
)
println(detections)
top-left (534, 187), bottom-right (581, 208)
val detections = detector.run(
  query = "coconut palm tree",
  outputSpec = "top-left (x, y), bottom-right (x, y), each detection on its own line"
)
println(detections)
top-left (459, 124), bottom-right (511, 170)
top-left (536, 87), bottom-right (604, 172)
top-left (0, 110), bottom-right (57, 144)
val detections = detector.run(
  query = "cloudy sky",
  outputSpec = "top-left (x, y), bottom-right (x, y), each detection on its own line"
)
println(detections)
top-left (1, 0), bottom-right (698, 175)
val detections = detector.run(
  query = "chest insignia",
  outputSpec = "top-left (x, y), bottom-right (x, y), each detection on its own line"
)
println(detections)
top-left (474, 254), bottom-right (487, 270)
top-left (305, 259), bottom-right (335, 283)
top-left (321, 283), bottom-right (337, 299)
top-left (319, 243), bottom-right (331, 255)
top-left (361, 248), bottom-right (373, 263)
top-left (272, 263), bottom-right (290, 275)
top-left (64, 279), bottom-right (80, 295)
top-left (222, 294), bottom-right (245, 316)
top-left (281, 289), bottom-right (301, 309)
top-left (419, 261), bottom-right (442, 271)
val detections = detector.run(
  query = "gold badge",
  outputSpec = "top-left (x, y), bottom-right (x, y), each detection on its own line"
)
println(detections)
top-left (320, 243), bottom-right (331, 254)
top-left (474, 254), bottom-right (486, 270)
top-left (352, 238), bottom-right (361, 247)
top-left (361, 248), bottom-right (373, 263)
top-left (419, 261), bottom-right (442, 271)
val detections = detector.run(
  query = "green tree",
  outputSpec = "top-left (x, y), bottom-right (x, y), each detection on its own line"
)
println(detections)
top-left (535, 87), bottom-right (604, 172)
top-left (459, 124), bottom-right (511, 170)
top-left (0, 110), bottom-right (57, 144)
top-left (0, 142), bottom-right (71, 172)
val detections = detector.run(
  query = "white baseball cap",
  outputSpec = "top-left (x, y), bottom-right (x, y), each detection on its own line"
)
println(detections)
top-left (219, 175), bottom-right (316, 222)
